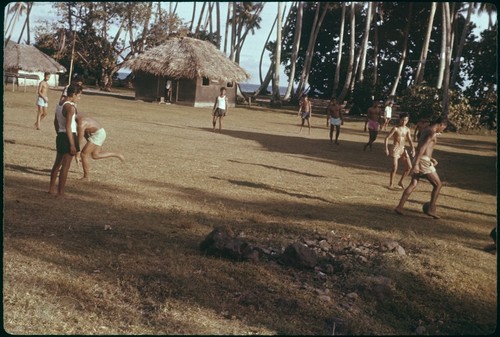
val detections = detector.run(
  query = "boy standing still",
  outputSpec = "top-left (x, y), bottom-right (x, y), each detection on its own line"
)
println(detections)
top-left (298, 94), bottom-right (312, 135)
top-left (326, 98), bottom-right (343, 144)
top-left (48, 84), bottom-right (82, 197)
top-left (35, 72), bottom-right (50, 130)
top-left (384, 112), bottom-right (415, 189)
top-left (212, 87), bottom-right (228, 132)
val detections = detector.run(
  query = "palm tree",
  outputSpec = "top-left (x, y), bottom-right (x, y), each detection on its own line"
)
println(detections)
top-left (259, 10), bottom-right (278, 84)
top-left (189, 2), bottom-right (197, 31)
top-left (332, 2), bottom-right (346, 98)
top-left (284, 2), bottom-right (303, 101)
top-left (4, 2), bottom-right (28, 46)
top-left (450, 2), bottom-right (474, 89)
top-left (337, 2), bottom-right (356, 103)
top-left (223, 2), bottom-right (231, 53)
top-left (17, 2), bottom-right (33, 44)
top-left (388, 3), bottom-right (413, 98)
top-left (441, 2), bottom-right (453, 118)
top-left (477, 2), bottom-right (497, 29)
top-left (358, 2), bottom-right (374, 83)
top-left (415, 2), bottom-right (437, 84)
top-left (296, 2), bottom-right (328, 97)
top-left (272, 2), bottom-right (282, 103)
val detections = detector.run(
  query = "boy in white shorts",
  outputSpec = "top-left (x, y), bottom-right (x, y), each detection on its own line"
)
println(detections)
top-left (35, 72), bottom-right (50, 130)
top-left (76, 115), bottom-right (125, 181)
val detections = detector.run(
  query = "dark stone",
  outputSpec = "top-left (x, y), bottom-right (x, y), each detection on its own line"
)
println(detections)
top-left (200, 227), bottom-right (259, 262)
top-left (281, 242), bottom-right (318, 269)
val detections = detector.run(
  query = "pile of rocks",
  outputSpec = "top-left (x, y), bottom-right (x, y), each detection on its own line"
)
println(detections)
top-left (200, 227), bottom-right (407, 274)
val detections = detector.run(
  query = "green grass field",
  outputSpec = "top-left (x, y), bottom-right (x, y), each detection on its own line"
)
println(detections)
top-left (3, 86), bottom-right (497, 335)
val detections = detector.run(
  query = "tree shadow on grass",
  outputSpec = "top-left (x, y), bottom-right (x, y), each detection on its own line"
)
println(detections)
top-left (4, 163), bottom-right (52, 176)
top-left (3, 174), bottom-right (497, 335)
top-left (199, 127), bottom-right (497, 196)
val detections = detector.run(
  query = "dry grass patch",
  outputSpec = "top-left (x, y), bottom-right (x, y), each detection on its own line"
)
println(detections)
top-left (3, 86), bottom-right (497, 335)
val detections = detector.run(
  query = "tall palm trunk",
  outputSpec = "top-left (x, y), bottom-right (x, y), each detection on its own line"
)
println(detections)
top-left (415, 2), bottom-right (437, 84)
top-left (389, 3), bottom-right (413, 98)
top-left (223, 2), bottom-right (231, 54)
top-left (372, 4), bottom-right (379, 88)
top-left (259, 14), bottom-right (278, 84)
top-left (272, 2), bottom-right (282, 102)
top-left (189, 2), bottom-right (197, 31)
top-left (195, 2), bottom-right (207, 35)
top-left (450, 2), bottom-right (473, 88)
top-left (358, 2), bottom-right (373, 83)
top-left (215, 2), bottom-right (221, 48)
top-left (296, 2), bottom-right (328, 97)
top-left (441, 2), bottom-right (452, 117)
top-left (284, 2), bottom-right (303, 101)
top-left (337, 2), bottom-right (356, 103)
top-left (436, 2), bottom-right (447, 89)
top-left (230, 2), bottom-right (237, 61)
top-left (332, 2), bottom-right (346, 98)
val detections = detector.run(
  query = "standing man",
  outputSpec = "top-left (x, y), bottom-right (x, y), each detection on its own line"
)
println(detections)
top-left (35, 72), bottom-right (50, 130)
top-left (48, 84), bottom-right (82, 197)
top-left (326, 98), bottom-right (344, 144)
top-left (395, 116), bottom-right (448, 219)
top-left (383, 102), bottom-right (393, 130)
top-left (76, 115), bottom-right (125, 181)
top-left (363, 101), bottom-right (381, 151)
top-left (298, 94), bottom-right (312, 135)
top-left (212, 87), bottom-right (228, 132)
top-left (384, 112), bottom-right (415, 189)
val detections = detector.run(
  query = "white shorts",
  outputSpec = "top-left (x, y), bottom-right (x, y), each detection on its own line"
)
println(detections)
top-left (330, 117), bottom-right (342, 126)
top-left (37, 97), bottom-right (48, 107)
top-left (88, 128), bottom-right (107, 147)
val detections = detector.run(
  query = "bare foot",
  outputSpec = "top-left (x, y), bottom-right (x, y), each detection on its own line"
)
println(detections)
top-left (79, 176), bottom-right (90, 182)
top-left (397, 182), bottom-right (405, 189)
top-left (47, 190), bottom-right (56, 195)
top-left (394, 208), bottom-right (404, 215)
top-left (424, 211), bottom-right (441, 219)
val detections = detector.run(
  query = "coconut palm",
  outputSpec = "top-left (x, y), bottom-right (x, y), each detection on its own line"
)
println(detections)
top-left (337, 2), bottom-right (356, 103)
top-left (332, 2), bottom-right (346, 98)
top-left (358, 1), bottom-right (374, 83)
top-left (388, 3), bottom-right (413, 98)
top-left (296, 2), bottom-right (328, 97)
top-left (415, 2), bottom-right (437, 84)
top-left (272, 2), bottom-right (282, 102)
top-left (4, 2), bottom-right (29, 47)
top-left (284, 2), bottom-right (303, 101)
top-left (450, 2), bottom-right (474, 89)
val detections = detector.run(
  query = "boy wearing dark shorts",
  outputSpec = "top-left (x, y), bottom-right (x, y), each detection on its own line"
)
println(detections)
top-left (48, 84), bottom-right (83, 197)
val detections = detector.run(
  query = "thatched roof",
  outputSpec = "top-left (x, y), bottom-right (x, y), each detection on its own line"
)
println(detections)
top-left (122, 37), bottom-right (250, 83)
top-left (3, 41), bottom-right (66, 73)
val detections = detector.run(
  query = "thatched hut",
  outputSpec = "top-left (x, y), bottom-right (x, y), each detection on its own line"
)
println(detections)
top-left (3, 40), bottom-right (66, 87)
top-left (122, 37), bottom-right (250, 107)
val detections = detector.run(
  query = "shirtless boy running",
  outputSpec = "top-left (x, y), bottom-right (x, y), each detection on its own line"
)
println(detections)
top-left (326, 98), bottom-right (343, 144)
top-left (395, 116), bottom-right (448, 219)
top-left (384, 112), bottom-right (415, 189)
top-left (363, 101), bottom-right (381, 151)
top-left (76, 115), bottom-right (125, 181)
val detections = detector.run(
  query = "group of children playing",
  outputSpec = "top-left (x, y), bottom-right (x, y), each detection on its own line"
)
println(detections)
top-left (36, 77), bottom-right (125, 198)
top-left (297, 94), bottom-right (446, 219)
